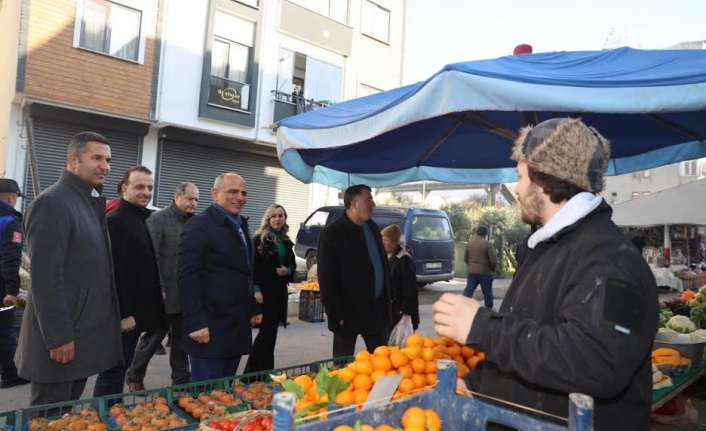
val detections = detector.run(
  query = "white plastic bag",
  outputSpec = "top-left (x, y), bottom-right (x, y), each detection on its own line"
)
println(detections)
top-left (388, 315), bottom-right (414, 347)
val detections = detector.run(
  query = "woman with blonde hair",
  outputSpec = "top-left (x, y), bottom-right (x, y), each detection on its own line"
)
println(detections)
top-left (244, 204), bottom-right (295, 373)
top-left (381, 225), bottom-right (419, 331)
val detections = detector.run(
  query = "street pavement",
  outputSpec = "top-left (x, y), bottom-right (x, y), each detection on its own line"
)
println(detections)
top-left (1, 277), bottom-right (509, 411)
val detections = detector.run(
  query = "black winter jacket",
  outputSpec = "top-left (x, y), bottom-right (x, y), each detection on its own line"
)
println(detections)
top-left (252, 233), bottom-right (295, 328)
top-left (388, 245), bottom-right (419, 330)
top-left (108, 199), bottom-right (165, 332)
top-left (317, 212), bottom-right (392, 334)
top-left (0, 200), bottom-right (22, 298)
top-left (465, 200), bottom-right (658, 431)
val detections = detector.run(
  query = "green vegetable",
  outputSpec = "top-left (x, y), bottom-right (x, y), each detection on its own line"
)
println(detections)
top-left (690, 303), bottom-right (706, 329)
top-left (659, 306), bottom-right (674, 328)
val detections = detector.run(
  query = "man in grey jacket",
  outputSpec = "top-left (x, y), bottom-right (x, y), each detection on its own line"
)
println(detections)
top-left (462, 226), bottom-right (498, 308)
top-left (126, 182), bottom-right (199, 389)
top-left (15, 132), bottom-right (122, 406)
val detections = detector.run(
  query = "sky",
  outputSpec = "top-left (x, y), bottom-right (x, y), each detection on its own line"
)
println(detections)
top-left (403, 0), bottom-right (706, 84)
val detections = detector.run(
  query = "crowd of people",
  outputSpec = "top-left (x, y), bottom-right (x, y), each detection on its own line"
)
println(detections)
top-left (0, 119), bottom-right (660, 430)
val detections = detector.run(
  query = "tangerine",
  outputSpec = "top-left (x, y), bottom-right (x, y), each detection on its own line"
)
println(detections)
top-left (404, 346), bottom-right (422, 361)
top-left (398, 377), bottom-right (415, 393)
top-left (446, 344), bottom-right (461, 358)
top-left (370, 370), bottom-right (386, 383)
top-left (405, 334), bottom-right (423, 347)
top-left (398, 365), bottom-right (413, 378)
top-left (334, 391), bottom-right (355, 405)
top-left (294, 398), bottom-right (313, 412)
top-left (355, 350), bottom-right (372, 362)
top-left (390, 351), bottom-right (409, 368)
top-left (373, 345), bottom-right (391, 357)
top-left (353, 374), bottom-right (373, 391)
top-left (411, 373), bottom-right (426, 389)
top-left (461, 346), bottom-right (475, 359)
top-left (401, 406), bottom-right (426, 429)
top-left (425, 373), bottom-right (437, 386)
top-left (360, 425), bottom-right (375, 431)
top-left (338, 367), bottom-right (356, 382)
top-left (386, 370), bottom-right (398, 377)
top-left (423, 337), bottom-right (436, 348)
top-left (411, 358), bottom-right (426, 374)
top-left (477, 351), bottom-right (486, 361)
top-left (421, 347), bottom-right (435, 362)
top-left (426, 409), bottom-right (442, 431)
top-left (294, 375), bottom-right (313, 392)
top-left (466, 356), bottom-right (481, 370)
top-left (332, 427), bottom-right (355, 431)
top-left (372, 356), bottom-right (392, 372)
top-left (457, 364), bottom-right (470, 377)
top-left (356, 360), bottom-right (374, 375)
top-left (353, 388), bottom-right (369, 404)
top-left (425, 360), bottom-right (437, 374)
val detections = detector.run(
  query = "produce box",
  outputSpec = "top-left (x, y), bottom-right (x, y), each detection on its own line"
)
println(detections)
top-left (0, 410), bottom-right (19, 431)
top-left (98, 388), bottom-right (194, 431)
top-left (270, 360), bottom-right (594, 431)
top-left (19, 398), bottom-right (104, 429)
top-left (298, 290), bottom-right (324, 323)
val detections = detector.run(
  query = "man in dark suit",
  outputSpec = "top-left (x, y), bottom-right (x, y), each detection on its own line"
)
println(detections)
top-left (93, 166), bottom-right (165, 397)
top-left (317, 184), bottom-right (392, 358)
top-left (178, 173), bottom-right (262, 381)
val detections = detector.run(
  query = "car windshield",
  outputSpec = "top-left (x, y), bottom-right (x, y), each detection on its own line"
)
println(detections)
top-left (372, 215), bottom-right (404, 232)
top-left (411, 215), bottom-right (452, 240)
top-left (304, 210), bottom-right (328, 227)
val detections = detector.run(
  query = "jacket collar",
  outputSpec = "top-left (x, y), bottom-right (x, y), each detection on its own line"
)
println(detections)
top-left (168, 201), bottom-right (193, 222)
top-left (117, 198), bottom-right (152, 221)
top-left (0, 199), bottom-right (21, 218)
top-left (208, 204), bottom-right (249, 227)
top-left (60, 169), bottom-right (104, 197)
top-left (340, 210), bottom-right (372, 230)
top-left (541, 198), bottom-right (612, 245)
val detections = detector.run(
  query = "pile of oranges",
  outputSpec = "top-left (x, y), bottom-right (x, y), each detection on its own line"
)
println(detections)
top-left (328, 334), bottom-right (483, 408)
top-left (332, 406), bottom-right (442, 431)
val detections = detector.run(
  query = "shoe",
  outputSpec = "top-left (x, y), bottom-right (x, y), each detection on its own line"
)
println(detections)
top-left (1, 376), bottom-right (30, 388)
top-left (126, 381), bottom-right (146, 392)
top-left (155, 344), bottom-right (166, 355)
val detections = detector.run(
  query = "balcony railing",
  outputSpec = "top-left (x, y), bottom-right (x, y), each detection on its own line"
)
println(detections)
top-left (208, 76), bottom-right (250, 112)
top-left (272, 90), bottom-right (332, 124)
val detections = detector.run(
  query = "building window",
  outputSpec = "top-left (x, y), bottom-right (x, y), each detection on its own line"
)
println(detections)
top-left (642, 191), bottom-right (650, 197)
top-left (361, 0), bottom-right (390, 43)
top-left (275, 48), bottom-right (342, 111)
top-left (643, 170), bottom-right (651, 178)
top-left (358, 83), bottom-right (382, 97)
top-left (288, 0), bottom-right (348, 24)
top-left (680, 160), bottom-right (701, 177)
top-left (234, 0), bottom-right (258, 7)
top-left (631, 192), bottom-right (641, 199)
top-left (74, 0), bottom-right (144, 62)
top-left (208, 12), bottom-right (255, 112)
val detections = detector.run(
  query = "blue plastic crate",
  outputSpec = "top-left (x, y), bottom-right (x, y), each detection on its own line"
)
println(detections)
top-left (271, 360), bottom-right (593, 431)
top-left (0, 410), bottom-right (19, 431)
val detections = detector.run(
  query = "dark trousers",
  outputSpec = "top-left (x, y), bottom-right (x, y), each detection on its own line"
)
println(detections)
top-left (93, 330), bottom-right (140, 397)
top-left (244, 295), bottom-right (284, 374)
top-left (30, 378), bottom-right (87, 412)
top-left (190, 356), bottom-right (241, 382)
top-left (127, 314), bottom-right (189, 385)
top-left (464, 273), bottom-right (494, 308)
top-left (0, 308), bottom-right (19, 382)
top-left (332, 327), bottom-right (389, 359)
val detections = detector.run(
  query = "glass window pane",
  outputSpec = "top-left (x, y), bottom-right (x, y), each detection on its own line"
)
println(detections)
top-left (304, 57), bottom-right (341, 103)
top-left (81, 0), bottom-right (109, 52)
top-left (277, 48), bottom-right (294, 94)
top-left (211, 39), bottom-right (230, 79)
top-left (329, 0), bottom-right (348, 24)
top-left (227, 43), bottom-right (249, 83)
top-left (108, 4), bottom-right (141, 60)
top-left (362, 0), bottom-right (390, 43)
top-left (411, 216), bottom-right (452, 240)
top-left (214, 11), bottom-right (254, 46)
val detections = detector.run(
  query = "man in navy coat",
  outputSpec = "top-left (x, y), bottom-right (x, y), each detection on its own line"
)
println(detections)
top-left (178, 173), bottom-right (262, 381)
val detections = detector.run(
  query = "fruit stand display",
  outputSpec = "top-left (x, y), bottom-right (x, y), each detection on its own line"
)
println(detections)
top-left (295, 282), bottom-right (324, 323)
top-left (0, 409), bottom-right (19, 431)
top-left (99, 388), bottom-right (192, 431)
top-left (16, 398), bottom-right (106, 431)
top-left (271, 359), bottom-right (594, 431)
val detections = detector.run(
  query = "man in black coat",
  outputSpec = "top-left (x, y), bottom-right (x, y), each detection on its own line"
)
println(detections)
top-left (94, 166), bottom-right (165, 397)
top-left (318, 184), bottom-right (392, 358)
top-left (179, 173), bottom-right (262, 381)
top-left (433, 118), bottom-right (658, 431)
top-left (0, 179), bottom-right (28, 389)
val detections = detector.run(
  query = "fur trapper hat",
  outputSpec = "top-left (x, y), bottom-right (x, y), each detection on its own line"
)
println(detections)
top-left (511, 118), bottom-right (611, 193)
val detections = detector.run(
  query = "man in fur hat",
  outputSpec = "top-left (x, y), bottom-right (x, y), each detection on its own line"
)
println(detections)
top-left (433, 118), bottom-right (658, 431)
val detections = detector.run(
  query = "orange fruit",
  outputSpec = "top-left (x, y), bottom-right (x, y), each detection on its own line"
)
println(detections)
top-left (461, 346), bottom-right (475, 359)
top-left (425, 409), bottom-right (442, 431)
top-left (390, 351), bottom-right (409, 368)
top-left (433, 337), bottom-right (446, 346)
top-left (294, 398), bottom-right (313, 412)
top-left (425, 360), bottom-right (437, 374)
top-left (477, 351), bottom-right (486, 361)
top-left (423, 337), bottom-right (436, 348)
top-left (406, 333), bottom-right (423, 347)
top-left (355, 350), bottom-right (372, 362)
top-left (457, 364), bottom-right (470, 377)
top-left (353, 374), bottom-right (373, 391)
top-left (411, 358), bottom-right (426, 374)
top-left (425, 373), bottom-right (437, 386)
top-left (386, 370), bottom-right (397, 377)
top-left (294, 375), bottom-right (313, 392)
top-left (375, 425), bottom-right (396, 431)
top-left (421, 347), bottom-right (435, 362)
top-left (398, 365), bottom-right (413, 379)
top-left (398, 377), bottom-right (415, 393)
top-left (446, 344), bottom-right (461, 358)
top-left (404, 346), bottom-right (422, 361)
top-left (306, 385), bottom-right (321, 402)
top-left (338, 367), bottom-right (356, 382)
top-left (353, 389), bottom-right (369, 405)
top-left (334, 391), bottom-right (355, 405)
top-left (432, 345), bottom-right (447, 355)
top-left (360, 426), bottom-right (374, 431)
top-left (332, 427), bottom-right (355, 431)
top-left (466, 356), bottom-right (481, 370)
top-left (370, 370), bottom-right (386, 383)
top-left (356, 360), bottom-right (374, 375)
top-left (373, 345), bottom-right (391, 357)
top-left (372, 356), bottom-right (392, 372)
top-left (411, 373), bottom-right (426, 389)
top-left (401, 406), bottom-right (426, 429)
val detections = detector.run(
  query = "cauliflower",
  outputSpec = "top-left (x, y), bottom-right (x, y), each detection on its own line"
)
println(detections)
top-left (658, 327), bottom-right (677, 334)
top-left (666, 315), bottom-right (697, 334)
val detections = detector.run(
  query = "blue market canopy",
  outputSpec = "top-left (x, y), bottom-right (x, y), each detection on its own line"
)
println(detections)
top-left (276, 47), bottom-right (706, 189)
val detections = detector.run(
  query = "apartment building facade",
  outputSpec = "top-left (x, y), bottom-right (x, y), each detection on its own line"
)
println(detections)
top-left (0, 0), bottom-right (406, 231)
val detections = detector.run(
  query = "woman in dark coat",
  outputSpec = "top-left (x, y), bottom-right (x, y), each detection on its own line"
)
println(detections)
top-left (381, 225), bottom-right (420, 331)
top-left (244, 204), bottom-right (295, 373)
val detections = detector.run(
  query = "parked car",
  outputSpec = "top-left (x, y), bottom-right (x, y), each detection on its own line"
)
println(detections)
top-left (295, 206), bottom-right (455, 285)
